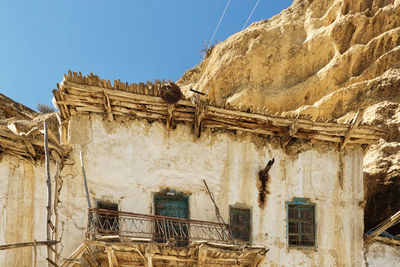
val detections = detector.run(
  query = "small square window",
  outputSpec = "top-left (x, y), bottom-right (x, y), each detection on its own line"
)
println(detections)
top-left (96, 201), bottom-right (119, 234)
top-left (230, 207), bottom-right (251, 242)
top-left (287, 199), bottom-right (315, 248)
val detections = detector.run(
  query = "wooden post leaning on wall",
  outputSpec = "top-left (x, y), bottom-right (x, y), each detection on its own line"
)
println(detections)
top-left (44, 121), bottom-right (53, 266)
top-left (53, 161), bottom-right (61, 264)
top-left (44, 121), bottom-right (59, 266)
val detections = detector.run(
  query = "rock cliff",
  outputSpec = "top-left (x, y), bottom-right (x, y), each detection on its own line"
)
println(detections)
top-left (178, 0), bottom-right (400, 234)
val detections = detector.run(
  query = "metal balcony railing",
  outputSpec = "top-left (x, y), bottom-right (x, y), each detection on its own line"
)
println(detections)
top-left (87, 208), bottom-right (232, 244)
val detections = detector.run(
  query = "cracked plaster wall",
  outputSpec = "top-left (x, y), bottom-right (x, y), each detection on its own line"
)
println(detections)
top-left (55, 114), bottom-right (366, 266)
top-left (0, 154), bottom-right (54, 266)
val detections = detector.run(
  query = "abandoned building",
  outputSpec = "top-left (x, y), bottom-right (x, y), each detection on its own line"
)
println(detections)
top-left (0, 71), bottom-right (398, 266)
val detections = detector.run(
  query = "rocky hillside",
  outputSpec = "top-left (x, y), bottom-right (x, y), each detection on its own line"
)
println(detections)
top-left (178, 0), bottom-right (400, 234)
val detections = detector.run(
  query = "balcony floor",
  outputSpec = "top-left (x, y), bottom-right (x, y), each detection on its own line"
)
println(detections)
top-left (61, 239), bottom-right (267, 267)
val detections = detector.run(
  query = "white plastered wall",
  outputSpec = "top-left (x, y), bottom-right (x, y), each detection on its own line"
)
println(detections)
top-left (54, 113), bottom-right (365, 266)
top-left (0, 154), bottom-right (52, 267)
top-left (365, 241), bottom-right (400, 266)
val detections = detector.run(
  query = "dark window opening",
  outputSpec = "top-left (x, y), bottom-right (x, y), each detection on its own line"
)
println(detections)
top-left (230, 207), bottom-right (251, 242)
top-left (96, 201), bottom-right (119, 235)
top-left (287, 202), bottom-right (315, 247)
top-left (154, 194), bottom-right (189, 246)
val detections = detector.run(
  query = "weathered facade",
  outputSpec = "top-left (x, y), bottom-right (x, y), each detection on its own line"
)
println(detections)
top-left (0, 72), bottom-right (398, 266)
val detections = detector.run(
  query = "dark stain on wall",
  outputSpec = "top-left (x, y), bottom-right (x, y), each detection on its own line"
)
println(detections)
top-left (258, 158), bottom-right (275, 208)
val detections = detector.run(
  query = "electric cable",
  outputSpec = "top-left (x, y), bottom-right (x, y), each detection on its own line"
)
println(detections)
top-left (242, 0), bottom-right (261, 30)
top-left (208, 0), bottom-right (231, 48)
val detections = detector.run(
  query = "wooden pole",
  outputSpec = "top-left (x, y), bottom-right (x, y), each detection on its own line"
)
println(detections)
top-left (365, 210), bottom-right (400, 242)
top-left (53, 161), bottom-right (61, 264)
top-left (340, 109), bottom-right (364, 151)
top-left (44, 121), bottom-right (53, 267)
top-left (0, 240), bottom-right (58, 250)
top-left (32, 240), bottom-right (37, 267)
top-left (202, 179), bottom-right (233, 240)
top-left (80, 151), bottom-right (92, 209)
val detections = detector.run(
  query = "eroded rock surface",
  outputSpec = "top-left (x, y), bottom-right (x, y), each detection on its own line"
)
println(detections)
top-left (178, 0), bottom-right (400, 233)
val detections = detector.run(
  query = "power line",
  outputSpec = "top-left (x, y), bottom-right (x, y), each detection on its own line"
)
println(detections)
top-left (208, 0), bottom-right (231, 48)
top-left (242, 0), bottom-right (261, 30)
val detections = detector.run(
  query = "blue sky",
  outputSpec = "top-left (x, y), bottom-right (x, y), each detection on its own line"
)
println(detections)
top-left (0, 0), bottom-right (292, 110)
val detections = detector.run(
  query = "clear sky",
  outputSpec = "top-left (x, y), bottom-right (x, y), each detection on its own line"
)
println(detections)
top-left (0, 0), bottom-right (293, 110)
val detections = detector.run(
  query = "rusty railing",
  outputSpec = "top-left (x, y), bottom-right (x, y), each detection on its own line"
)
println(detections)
top-left (87, 208), bottom-right (232, 244)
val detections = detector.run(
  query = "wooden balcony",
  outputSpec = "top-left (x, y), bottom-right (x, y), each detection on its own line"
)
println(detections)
top-left (61, 209), bottom-right (268, 266)
top-left (87, 208), bottom-right (232, 245)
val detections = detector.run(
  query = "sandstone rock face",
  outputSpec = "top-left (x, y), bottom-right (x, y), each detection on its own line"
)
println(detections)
top-left (178, 0), bottom-right (400, 233)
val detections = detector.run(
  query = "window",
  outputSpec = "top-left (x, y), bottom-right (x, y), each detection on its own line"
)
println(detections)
top-left (230, 207), bottom-right (251, 242)
top-left (96, 201), bottom-right (119, 234)
top-left (287, 198), bottom-right (315, 247)
top-left (154, 192), bottom-right (189, 246)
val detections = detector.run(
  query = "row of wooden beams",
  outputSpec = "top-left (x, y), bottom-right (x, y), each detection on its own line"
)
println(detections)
top-left (60, 83), bottom-right (386, 138)
top-left (87, 241), bottom-right (266, 267)
top-left (54, 84), bottom-right (386, 146)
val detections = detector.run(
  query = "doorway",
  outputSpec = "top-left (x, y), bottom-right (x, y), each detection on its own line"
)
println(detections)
top-left (154, 193), bottom-right (189, 246)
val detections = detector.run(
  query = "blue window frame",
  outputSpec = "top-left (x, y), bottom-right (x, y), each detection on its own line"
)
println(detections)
top-left (286, 198), bottom-right (316, 248)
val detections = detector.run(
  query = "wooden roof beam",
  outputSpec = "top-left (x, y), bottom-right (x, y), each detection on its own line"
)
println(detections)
top-left (194, 100), bottom-right (207, 138)
top-left (103, 91), bottom-right (114, 122)
top-left (166, 104), bottom-right (174, 130)
top-left (340, 109), bottom-right (364, 151)
top-left (281, 122), bottom-right (298, 148)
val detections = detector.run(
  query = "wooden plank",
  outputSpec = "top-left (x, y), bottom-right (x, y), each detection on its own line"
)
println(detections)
top-left (365, 210), bottom-right (400, 243)
top-left (82, 253), bottom-right (96, 267)
top-left (152, 254), bottom-right (196, 262)
top-left (373, 236), bottom-right (400, 246)
top-left (340, 109), bottom-right (364, 151)
top-left (60, 243), bottom-right (87, 267)
top-left (32, 240), bottom-right (37, 267)
top-left (83, 245), bottom-right (99, 267)
top-left (198, 244), bottom-right (208, 267)
top-left (103, 91), bottom-right (114, 121)
top-left (22, 137), bottom-right (36, 158)
top-left (281, 122), bottom-right (298, 148)
top-left (44, 121), bottom-right (53, 267)
top-left (166, 104), bottom-right (174, 130)
top-left (194, 100), bottom-right (207, 138)
top-left (0, 240), bottom-right (58, 250)
top-left (46, 257), bottom-right (59, 267)
top-left (106, 246), bottom-right (119, 267)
